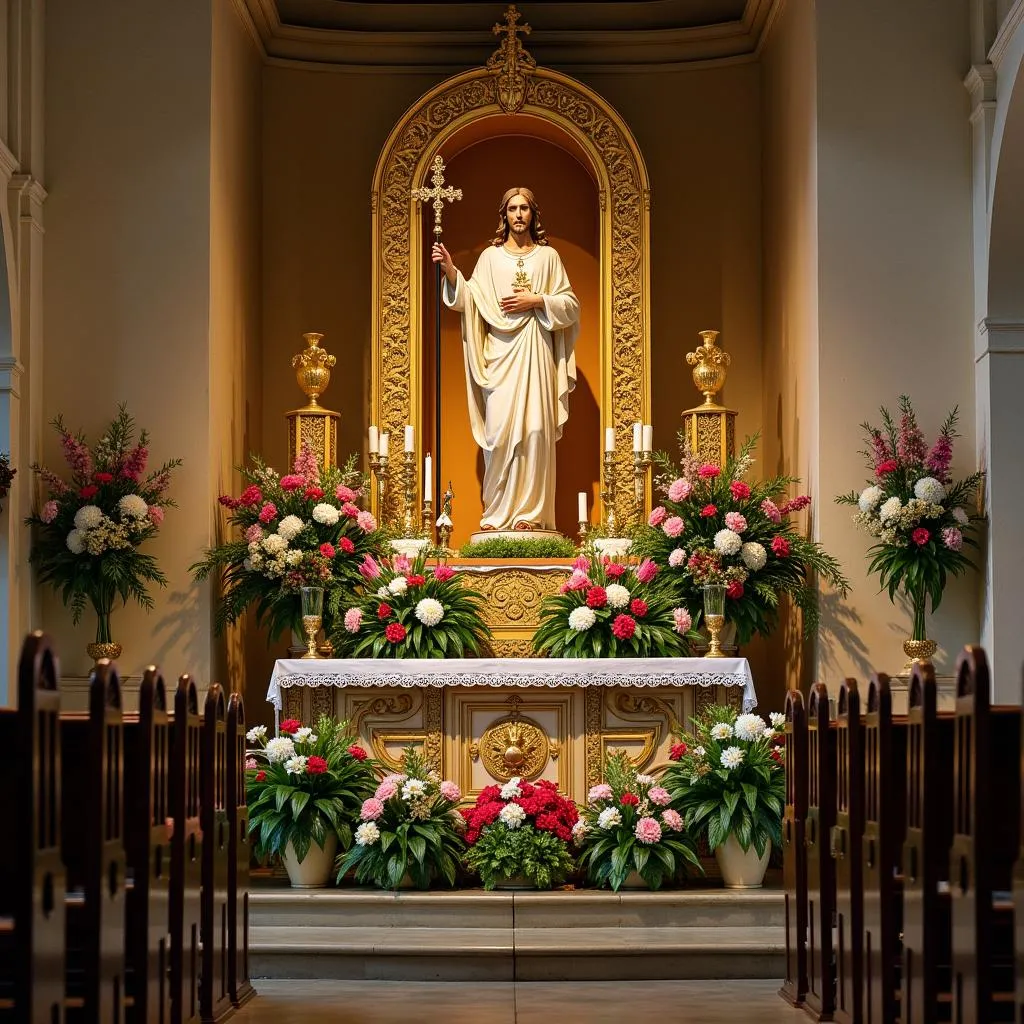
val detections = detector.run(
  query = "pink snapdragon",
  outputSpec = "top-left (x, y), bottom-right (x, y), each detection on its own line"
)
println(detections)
top-left (761, 498), bottom-right (782, 524)
top-left (122, 445), bottom-right (149, 479)
top-left (60, 430), bottom-right (93, 479)
top-left (634, 816), bottom-right (662, 844)
top-left (668, 478), bottom-right (692, 502)
top-left (648, 505), bottom-right (667, 527)
top-left (779, 495), bottom-right (811, 515)
top-left (343, 607), bottom-right (362, 633)
top-left (925, 432), bottom-right (954, 483)
top-left (292, 443), bottom-right (320, 485)
top-left (724, 512), bottom-right (747, 533)
top-left (40, 500), bottom-right (59, 524)
top-left (147, 506), bottom-right (164, 526)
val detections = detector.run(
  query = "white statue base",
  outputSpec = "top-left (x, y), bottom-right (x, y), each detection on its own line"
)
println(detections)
top-left (389, 537), bottom-right (431, 559)
top-left (592, 537), bottom-right (633, 558)
top-left (468, 528), bottom-right (564, 545)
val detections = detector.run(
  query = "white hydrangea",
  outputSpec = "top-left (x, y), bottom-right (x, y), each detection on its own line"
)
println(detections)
top-left (388, 576), bottom-right (409, 596)
top-left (952, 507), bottom-right (969, 525)
top-left (74, 504), bottom-right (104, 531)
top-left (262, 533), bottom-right (288, 555)
top-left (415, 598), bottom-right (445, 627)
top-left (500, 777), bottom-right (523, 800)
top-left (499, 803), bottom-right (526, 828)
top-left (285, 550), bottom-right (304, 567)
top-left (572, 819), bottom-right (590, 842)
top-left (118, 494), bottom-right (148, 519)
top-left (734, 713), bottom-right (767, 741)
top-left (312, 503), bottom-right (340, 526)
top-left (355, 821), bottom-right (381, 846)
top-left (710, 722), bottom-right (734, 740)
top-left (277, 515), bottom-right (304, 541)
top-left (769, 712), bottom-right (786, 730)
top-left (402, 779), bottom-right (427, 800)
top-left (66, 529), bottom-right (85, 555)
top-left (284, 755), bottom-right (308, 775)
top-left (597, 807), bottom-right (623, 830)
top-left (246, 725), bottom-right (267, 743)
top-left (914, 477), bottom-right (946, 504)
top-left (668, 548), bottom-right (687, 568)
top-left (879, 496), bottom-right (902, 523)
top-left (714, 529), bottom-right (743, 557)
top-left (635, 774), bottom-right (655, 786)
top-left (605, 583), bottom-right (631, 609)
top-left (720, 746), bottom-right (745, 769)
top-left (858, 485), bottom-right (884, 513)
top-left (264, 736), bottom-right (296, 763)
top-left (294, 727), bottom-right (317, 744)
top-left (740, 542), bottom-right (767, 571)
top-left (568, 606), bottom-right (596, 631)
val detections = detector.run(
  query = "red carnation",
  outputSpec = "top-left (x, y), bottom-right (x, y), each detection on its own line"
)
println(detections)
top-left (876, 459), bottom-right (899, 477)
top-left (347, 745), bottom-right (368, 761)
top-left (726, 580), bottom-right (745, 600)
top-left (620, 792), bottom-right (640, 806)
top-left (279, 719), bottom-right (301, 735)
top-left (239, 484), bottom-right (263, 506)
top-left (258, 502), bottom-right (277, 524)
top-left (304, 486), bottom-right (325, 501)
top-left (630, 598), bottom-right (649, 618)
top-left (407, 574), bottom-right (426, 587)
top-left (771, 536), bottom-right (791, 557)
top-left (255, 770), bottom-right (266, 782)
top-left (385, 622), bottom-right (407, 643)
top-left (305, 755), bottom-right (328, 774)
top-left (279, 475), bottom-right (304, 492)
top-left (605, 562), bottom-right (626, 579)
top-left (93, 472), bottom-right (114, 484)
top-left (79, 485), bottom-right (99, 499)
top-left (319, 542), bottom-right (336, 559)
top-left (433, 565), bottom-right (456, 582)
top-left (586, 586), bottom-right (608, 609)
top-left (912, 527), bottom-right (930, 546)
top-left (770, 748), bottom-right (784, 763)
top-left (612, 614), bottom-right (636, 640)
top-left (377, 602), bottom-right (393, 620)
top-left (340, 537), bottom-right (355, 554)
top-left (669, 742), bottom-right (688, 761)
top-left (700, 504), bottom-right (718, 518)
top-left (697, 464), bottom-right (721, 479)
top-left (729, 481), bottom-right (751, 500)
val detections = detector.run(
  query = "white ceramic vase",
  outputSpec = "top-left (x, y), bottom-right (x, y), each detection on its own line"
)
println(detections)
top-left (282, 834), bottom-right (338, 888)
top-left (714, 834), bottom-right (770, 888)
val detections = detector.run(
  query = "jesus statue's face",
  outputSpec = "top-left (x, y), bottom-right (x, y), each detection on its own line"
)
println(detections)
top-left (505, 194), bottom-right (533, 241)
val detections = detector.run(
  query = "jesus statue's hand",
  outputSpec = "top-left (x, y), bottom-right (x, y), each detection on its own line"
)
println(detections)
top-left (499, 292), bottom-right (543, 316)
top-left (431, 242), bottom-right (458, 285)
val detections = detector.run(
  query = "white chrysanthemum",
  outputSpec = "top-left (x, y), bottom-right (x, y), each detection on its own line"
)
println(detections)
top-left (568, 606), bottom-right (597, 631)
top-left (118, 494), bottom-right (148, 519)
top-left (879, 496), bottom-right (902, 523)
top-left (858, 485), bottom-right (884, 513)
top-left (769, 712), bottom-right (786, 730)
top-left (572, 819), bottom-right (590, 842)
top-left (355, 821), bottom-right (381, 846)
top-left (66, 529), bottom-right (85, 555)
top-left (693, 746), bottom-right (706, 758)
top-left (294, 727), bottom-right (316, 744)
top-left (914, 477), bottom-right (946, 504)
top-left (262, 533), bottom-right (288, 555)
top-left (74, 504), bottom-right (104, 531)
top-left (710, 722), bottom-right (734, 740)
top-left (377, 587), bottom-right (390, 598)
top-left (277, 515), bottom-right (304, 541)
top-left (740, 542), bottom-right (767, 571)
top-left (246, 725), bottom-right (267, 743)
top-left (714, 529), bottom-right (742, 557)
top-left (605, 583), bottom-right (631, 609)
top-left (264, 736), bottom-right (296, 763)
top-left (284, 755), bottom-right (308, 775)
top-left (734, 713), bottom-right (767, 741)
top-left (635, 774), bottom-right (655, 786)
top-left (415, 598), bottom-right (445, 627)
top-left (720, 746), bottom-right (745, 769)
top-left (500, 777), bottom-right (523, 800)
top-left (952, 507), bottom-right (969, 526)
top-left (499, 803), bottom-right (527, 828)
top-left (597, 807), bottom-right (623, 830)
top-left (401, 779), bottom-right (427, 800)
top-left (312, 503), bottom-right (340, 526)
top-left (388, 576), bottom-right (409, 596)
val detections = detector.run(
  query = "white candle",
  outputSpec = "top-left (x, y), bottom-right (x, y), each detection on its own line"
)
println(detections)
top-left (642, 424), bottom-right (653, 453)
top-left (632, 422), bottom-right (643, 452)
top-left (424, 454), bottom-right (433, 501)
top-left (368, 425), bottom-right (379, 454)
top-left (604, 427), bottom-right (616, 452)
top-left (379, 431), bottom-right (390, 458)
top-left (578, 491), bottom-right (588, 522)
top-left (404, 425), bottom-right (415, 453)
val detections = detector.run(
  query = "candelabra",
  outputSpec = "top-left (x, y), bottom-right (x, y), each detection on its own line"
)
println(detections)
top-left (633, 449), bottom-right (653, 526)
top-left (402, 450), bottom-right (417, 536)
top-left (436, 482), bottom-right (455, 564)
top-left (368, 450), bottom-right (389, 520)
top-left (601, 450), bottom-right (618, 535)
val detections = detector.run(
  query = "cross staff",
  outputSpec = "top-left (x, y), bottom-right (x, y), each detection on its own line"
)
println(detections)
top-left (413, 155), bottom-right (463, 529)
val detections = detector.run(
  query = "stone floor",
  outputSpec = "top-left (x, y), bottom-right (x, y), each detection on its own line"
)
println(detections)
top-left (233, 978), bottom-right (805, 1022)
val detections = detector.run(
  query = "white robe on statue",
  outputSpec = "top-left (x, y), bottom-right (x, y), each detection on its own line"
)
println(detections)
top-left (443, 244), bottom-right (580, 531)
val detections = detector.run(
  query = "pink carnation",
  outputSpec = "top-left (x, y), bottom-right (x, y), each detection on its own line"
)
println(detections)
top-left (724, 512), bottom-right (747, 533)
top-left (635, 558), bottom-right (659, 584)
top-left (335, 484), bottom-right (358, 503)
top-left (942, 526), bottom-right (963, 551)
top-left (375, 779), bottom-right (399, 801)
top-left (565, 569), bottom-right (591, 591)
top-left (343, 607), bottom-right (362, 633)
top-left (648, 505), bottom-right (667, 527)
top-left (433, 565), bottom-right (456, 582)
top-left (697, 464), bottom-right (721, 479)
top-left (668, 478), bottom-right (692, 502)
top-left (245, 524), bottom-right (264, 543)
top-left (726, 580), bottom-right (745, 600)
top-left (761, 499), bottom-right (782, 524)
top-left (771, 536), bottom-right (790, 557)
top-left (147, 505), bottom-right (164, 526)
top-left (634, 816), bottom-right (662, 844)
top-left (647, 786), bottom-right (671, 807)
top-left (439, 780), bottom-right (462, 802)
top-left (258, 502), bottom-right (277, 524)
top-left (672, 608), bottom-right (692, 634)
top-left (40, 500), bottom-right (59, 524)
top-left (662, 516), bottom-right (684, 538)
top-left (360, 798), bottom-right (385, 821)
top-left (279, 474), bottom-right (305, 491)
top-left (729, 481), bottom-right (751, 500)
top-left (588, 783), bottom-right (613, 803)
top-left (661, 809), bottom-right (684, 832)
top-left (356, 510), bottom-right (377, 533)
top-left (341, 502), bottom-right (360, 518)
top-left (668, 548), bottom-right (687, 568)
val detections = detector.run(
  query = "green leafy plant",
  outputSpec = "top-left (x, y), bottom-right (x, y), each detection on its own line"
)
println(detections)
top-left (663, 706), bottom-right (786, 857)
top-left (245, 716), bottom-right (376, 864)
top-left (458, 535), bottom-right (577, 559)
top-left (575, 751), bottom-right (702, 891)
top-left (335, 746), bottom-right (466, 889)
top-left (0, 451), bottom-right (15, 513)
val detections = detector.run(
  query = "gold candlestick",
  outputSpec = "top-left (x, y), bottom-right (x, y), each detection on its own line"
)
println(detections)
top-left (601, 449), bottom-right (618, 535)
top-left (436, 482), bottom-right (454, 564)
top-left (402, 450), bottom-right (416, 536)
top-left (422, 496), bottom-right (434, 538)
top-left (578, 519), bottom-right (589, 544)
top-left (368, 451), bottom-right (389, 520)
top-left (632, 450), bottom-right (653, 525)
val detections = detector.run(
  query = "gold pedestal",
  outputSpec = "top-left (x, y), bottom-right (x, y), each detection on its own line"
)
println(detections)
top-left (681, 403), bottom-right (737, 468)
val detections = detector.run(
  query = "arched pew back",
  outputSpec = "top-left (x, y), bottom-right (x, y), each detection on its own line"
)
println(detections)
top-left (779, 688), bottom-right (808, 1008)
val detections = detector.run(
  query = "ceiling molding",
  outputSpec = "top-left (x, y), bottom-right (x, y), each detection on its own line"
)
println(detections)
top-left (244, 0), bottom-right (780, 69)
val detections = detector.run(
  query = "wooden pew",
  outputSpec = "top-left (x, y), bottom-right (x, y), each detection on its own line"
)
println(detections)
top-left (949, 646), bottom-right (1018, 1023)
top-left (863, 673), bottom-right (907, 1024)
top-left (804, 682), bottom-right (836, 1021)
top-left (169, 677), bottom-right (202, 1024)
top-left (779, 688), bottom-right (809, 1008)
top-left (61, 660), bottom-right (127, 1024)
top-left (123, 667), bottom-right (173, 1024)
top-left (0, 632), bottom-right (67, 1023)
top-left (833, 679), bottom-right (865, 1024)
top-left (199, 685), bottom-right (232, 1023)
top-left (225, 694), bottom-right (255, 1009)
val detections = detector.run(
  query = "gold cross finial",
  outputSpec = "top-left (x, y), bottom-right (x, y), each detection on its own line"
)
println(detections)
top-left (411, 155), bottom-right (463, 239)
top-left (487, 4), bottom-right (536, 114)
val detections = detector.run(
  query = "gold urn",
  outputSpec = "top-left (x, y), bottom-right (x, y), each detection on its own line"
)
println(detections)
top-left (681, 330), bottom-right (737, 468)
top-left (286, 332), bottom-right (341, 470)
top-left (292, 332), bottom-right (336, 407)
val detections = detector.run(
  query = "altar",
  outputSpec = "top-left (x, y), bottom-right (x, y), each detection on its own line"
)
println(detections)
top-left (268, 657), bottom-right (756, 805)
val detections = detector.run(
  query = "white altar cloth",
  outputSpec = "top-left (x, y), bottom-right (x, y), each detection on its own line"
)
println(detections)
top-left (267, 657), bottom-right (757, 713)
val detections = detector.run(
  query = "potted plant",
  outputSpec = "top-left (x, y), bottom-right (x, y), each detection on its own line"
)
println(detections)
top-left (462, 777), bottom-right (578, 890)
top-left (574, 750), bottom-right (702, 890)
top-left (662, 707), bottom-right (786, 888)
top-left (26, 406), bottom-right (181, 660)
top-left (532, 553), bottom-right (702, 657)
top-left (335, 746), bottom-right (466, 889)
top-left (835, 395), bottom-right (983, 663)
top-left (337, 553), bottom-right (491, 658)
top-left (245, 715), bottom-right (376, 887)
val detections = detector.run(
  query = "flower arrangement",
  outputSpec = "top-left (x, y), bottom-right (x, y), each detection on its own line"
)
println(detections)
top-left (835, 395), bottom-right (982, 642)
top-left (532, 553), bottom-right (702, 658)
top-left (335, 746), bottom-right (466, 889)
top-left (191, 444), bottom-right (384, 642)
top-left (462, 777), bottom-right (578, 890)
top-left (574, 751), bottom-right (702, 891)
top-left (634, 435), bottom-right (848, 645)
top-left (337, 553), bottom-right (491, 658)
top-left (27, 407), bottom-right (180, 645)
top-left (662, 706), bottom-right (786, 857)
top-left (0, 451), bottom-right (15, 512)
top-left (245, 715), bottom-right (376, 863)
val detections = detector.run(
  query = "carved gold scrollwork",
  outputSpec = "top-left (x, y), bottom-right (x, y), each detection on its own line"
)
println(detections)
top-left (283, 687), bottom-right (303, 723)
top-left (614, 692), bottom-right (681, 733)
top-left (479, 715), bottom-right (549, 781)
top-left (310, 687), bottom-right (336, 724)
top-left (585, 687), bottom-right (604, 787)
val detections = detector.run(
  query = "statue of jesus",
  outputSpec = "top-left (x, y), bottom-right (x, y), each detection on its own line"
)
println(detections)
top-left (432, 187), bottom-right (581, 533)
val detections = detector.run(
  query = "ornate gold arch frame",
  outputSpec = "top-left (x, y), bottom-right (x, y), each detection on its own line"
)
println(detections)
top-left (370, 40), bottom-right (651, 527)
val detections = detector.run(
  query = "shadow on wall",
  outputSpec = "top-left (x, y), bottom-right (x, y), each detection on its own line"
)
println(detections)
top-left (816, 588), bottom-right (871, 685)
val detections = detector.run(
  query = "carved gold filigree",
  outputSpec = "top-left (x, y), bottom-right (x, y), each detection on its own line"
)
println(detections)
top-left (469, 741), bottom-right (480, 762)
top-left (486, 5), bottom-right (536, 114)
top-left (474, 569), bottom-right (549, 625)
top-left (479, 715), bottom-right (549, 781)
top-left (310, 687), bottom-right (336, 724)
top-left (614, 692), bottom-right (681, 733)
top-left (351, 693), bottom-right (416, 738)
top-left (486, 639), bottom-right (538, 658)
top-left (585, 687), bottom-right (603, 787)
top-left (423, 688), bottom-right (443, 772)
top-left (283, 687), bottom-right (303, 723)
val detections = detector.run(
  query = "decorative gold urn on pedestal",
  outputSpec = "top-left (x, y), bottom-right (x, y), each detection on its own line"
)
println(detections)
top-left (286, 332), bottom-right (341, 470)
top-left (681, 330), bottom-right (736, 467)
